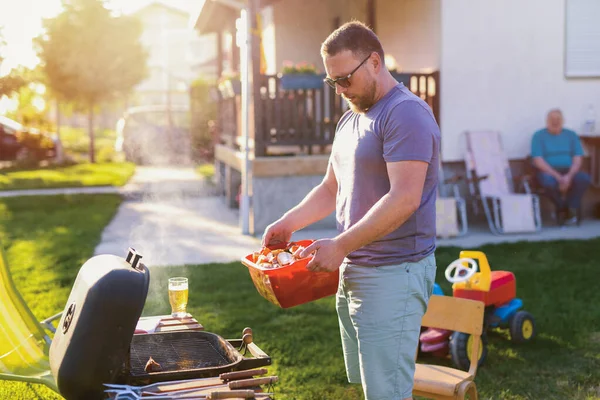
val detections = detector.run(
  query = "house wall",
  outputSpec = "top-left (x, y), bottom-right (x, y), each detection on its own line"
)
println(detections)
top-left (268, 0), bottom-right (367, 73)
top-left (262, 0), bottom-right (439, 74)
top-left (134, 4), bottom-right (216, 107)
top-left (440, 0), bottom-right (600, 162)
top-left (376, 0), bottom-right (440, 73)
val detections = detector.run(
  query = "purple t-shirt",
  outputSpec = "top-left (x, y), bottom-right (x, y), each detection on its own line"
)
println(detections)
top-left (330, 83), bottom-right (440, 266)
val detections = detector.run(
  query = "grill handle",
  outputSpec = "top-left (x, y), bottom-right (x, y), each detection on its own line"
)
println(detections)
top-left (126, 247), bottom-right (143, 270)
top-left (226, 338), bottom-right (272, 373)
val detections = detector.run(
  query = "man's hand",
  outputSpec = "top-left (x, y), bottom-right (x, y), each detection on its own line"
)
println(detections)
top-left (262, 219), bottom-right (294, 247)
top-left (299, 238), bottom-right (347, 273)
top-left (558, 174), bottom-right (572, 193)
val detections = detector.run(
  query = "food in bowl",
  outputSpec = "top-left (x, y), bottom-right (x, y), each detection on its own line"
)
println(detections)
top-left (250, 243), bottom-right (308, 269)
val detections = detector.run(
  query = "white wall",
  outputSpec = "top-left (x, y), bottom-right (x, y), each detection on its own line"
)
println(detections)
top-left (266, 0), bottom-right (439, 74)
top-left (377, 0), bottom-right (440, 73)
top-left (440, 0), bottom-right (600, 162)
top-left (270, 0), bottom-right (367, 73)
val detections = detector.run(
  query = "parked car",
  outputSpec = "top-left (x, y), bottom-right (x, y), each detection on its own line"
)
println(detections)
top-left (114, 105), bottom-right (191, 165)
top-left (0, 116), bottom-right (57, 162)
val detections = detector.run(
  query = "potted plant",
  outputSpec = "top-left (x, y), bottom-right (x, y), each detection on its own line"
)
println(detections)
top-left (217, 71), bottom-right (241, 99)
top-left (280, 61), bottom-right (324, 90)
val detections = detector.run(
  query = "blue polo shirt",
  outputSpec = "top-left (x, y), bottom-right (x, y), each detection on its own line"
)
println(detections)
top-left (531, 128), bottom-right (584, 169)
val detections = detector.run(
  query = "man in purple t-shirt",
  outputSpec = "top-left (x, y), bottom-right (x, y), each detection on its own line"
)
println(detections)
top-left (262, 21), bottom-right (440, 400)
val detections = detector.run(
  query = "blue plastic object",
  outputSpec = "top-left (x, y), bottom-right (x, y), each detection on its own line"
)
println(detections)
top-left (490, 298), bottom-right (523, 327)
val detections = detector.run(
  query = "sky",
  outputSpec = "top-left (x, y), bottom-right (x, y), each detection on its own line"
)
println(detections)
top-left (0, 0), bottom-right (196, 75)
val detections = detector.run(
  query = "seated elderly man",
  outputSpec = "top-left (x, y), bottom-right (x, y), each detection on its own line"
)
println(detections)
top-left (531, 109), bottom-right (591, 225)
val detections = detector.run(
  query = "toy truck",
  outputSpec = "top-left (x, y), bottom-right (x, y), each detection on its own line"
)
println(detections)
top-left (419, 251), bottom-right (536, 370)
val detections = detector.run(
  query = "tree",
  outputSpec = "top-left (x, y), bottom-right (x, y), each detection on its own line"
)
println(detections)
top-left (0, 27), bottom-right (28, 98)
top-left (5, 68), bottom-right (48, 125)
top-left (36, 0), bottom-right (147, 162)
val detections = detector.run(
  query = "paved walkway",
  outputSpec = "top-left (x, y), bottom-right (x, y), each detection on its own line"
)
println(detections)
top-left (93, 167), bottom-right (261, 267)
top-left (3, 166), bottom-right (599, 268)
top-left (0, 185), bottom-right (122, 197)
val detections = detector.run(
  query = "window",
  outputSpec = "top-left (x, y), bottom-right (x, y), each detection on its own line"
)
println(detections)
top-left (565, 0), bottom-right (600, 78)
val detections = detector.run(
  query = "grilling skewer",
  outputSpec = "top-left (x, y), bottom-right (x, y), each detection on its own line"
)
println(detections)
top-left (143, 377), bottom-right (279, 396)
top-left (141, 377), bottom-right (278, 397)
top-left (105, 368), bottom-right (269, 395)
top-left (111, 388), bottom-right (275, 399)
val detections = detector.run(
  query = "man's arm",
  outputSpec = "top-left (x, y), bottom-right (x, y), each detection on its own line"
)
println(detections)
top-left (567, 155), bottom-right (583, 178)
top-left (335, 160), bottom-right (428, 255)
top-left (278, 162), bottom-right (338, 232)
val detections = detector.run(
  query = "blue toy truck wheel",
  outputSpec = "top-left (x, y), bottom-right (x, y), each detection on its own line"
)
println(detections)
top-left (509, 310), bottom-right (536, 344)
top-left (449, 332), bottom-right (488, 371)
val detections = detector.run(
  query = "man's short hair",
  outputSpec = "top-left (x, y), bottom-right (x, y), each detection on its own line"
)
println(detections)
top-left (321, 21), bottom-right (384, 61)
top-left (547, 108), bottom-right (563, 118)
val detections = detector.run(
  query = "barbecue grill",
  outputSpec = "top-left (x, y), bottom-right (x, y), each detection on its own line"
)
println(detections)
top-left (49, 248), bottom-right (271, 400)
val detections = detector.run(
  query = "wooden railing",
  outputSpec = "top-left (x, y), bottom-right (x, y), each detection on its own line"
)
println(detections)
top-left (253, 74), bottom-right (347, 156)
top-left (216, 71), bottom-right (439, 157)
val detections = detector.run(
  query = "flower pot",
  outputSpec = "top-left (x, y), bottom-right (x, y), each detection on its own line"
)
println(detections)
top-left (280, 74), bottom-right (324, 90)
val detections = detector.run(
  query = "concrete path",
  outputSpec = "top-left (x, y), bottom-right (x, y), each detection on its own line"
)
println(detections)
top-left (0, 185), bottom-right (122, 197)
top-left (93, 166), bottom-right (261, 267)
top-left (3, 165), bottom-right (599, 268)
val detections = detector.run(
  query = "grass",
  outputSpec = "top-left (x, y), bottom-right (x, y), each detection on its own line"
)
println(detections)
top-left (0, 194), bottom-right (122, 400)
top-left (0, 162), bottom-right (135, 190)
top-left (143, 242), bottom-right (600, 400)
top-left (0, 194), bottom-right (599, 399)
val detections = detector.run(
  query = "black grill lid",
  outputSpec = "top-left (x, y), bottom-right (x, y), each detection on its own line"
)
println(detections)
top-left (49, 248), bottom-right (149, 400)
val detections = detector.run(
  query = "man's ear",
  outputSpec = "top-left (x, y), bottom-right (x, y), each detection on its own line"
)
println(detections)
top-left (371, 52), bottom-right (382, 72)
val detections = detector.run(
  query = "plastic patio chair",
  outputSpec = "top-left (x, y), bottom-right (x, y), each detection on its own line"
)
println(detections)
top-left (464, 131), bottom-right (542, 235)
top-left (0, 238), bottom-right (62, 393)
top-left (436, 160), bottom-right (468, 238)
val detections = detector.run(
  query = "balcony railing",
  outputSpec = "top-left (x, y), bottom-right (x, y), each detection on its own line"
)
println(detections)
top-left (216, 71), bottom-right (439, 157)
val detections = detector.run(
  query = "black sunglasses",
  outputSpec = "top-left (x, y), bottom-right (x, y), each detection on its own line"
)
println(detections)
top-left (324, 54), bottom-right (371, 89)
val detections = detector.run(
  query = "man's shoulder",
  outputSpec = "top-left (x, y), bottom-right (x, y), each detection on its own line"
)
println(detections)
top-left (532, 128), bottom-right (547, 139)
top-left (383, 86), bottom-right (435, 121)
top-left (563, 128), bottom-right (578, 137)
top-left (386, 85), bottom-right (427, 109)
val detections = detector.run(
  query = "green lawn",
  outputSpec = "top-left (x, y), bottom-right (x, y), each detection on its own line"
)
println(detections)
top-left (0, 194), bottom-right (599, 399)
top-left (0, 162), bottom-right (135, 190)
top-left (0, 194), bottom-right (122, 400)
top-left (144, 243), bottom-right (600, 400)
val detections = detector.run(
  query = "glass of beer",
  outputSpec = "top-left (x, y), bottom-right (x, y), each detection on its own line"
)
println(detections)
top-left (168, 277), bottom-right (189, 318)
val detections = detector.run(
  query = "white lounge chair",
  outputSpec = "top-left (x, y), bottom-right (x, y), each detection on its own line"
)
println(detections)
top-left (464, 131), bottom-right (542, 235)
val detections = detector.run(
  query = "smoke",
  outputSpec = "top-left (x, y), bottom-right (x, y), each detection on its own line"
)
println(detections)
top-left (116, 108), bottom-right (209, 314)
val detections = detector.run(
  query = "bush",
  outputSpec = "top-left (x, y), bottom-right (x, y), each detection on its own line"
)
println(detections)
top-left (96, 145), bottom-right (118, 163)
top-left (58, 126), bottom-right (117, 162)
top-left (190, 78), bottom-right (218, 162)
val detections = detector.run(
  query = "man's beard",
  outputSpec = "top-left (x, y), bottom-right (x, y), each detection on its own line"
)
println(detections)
top-left (344, 79), bottom-right (377, 113)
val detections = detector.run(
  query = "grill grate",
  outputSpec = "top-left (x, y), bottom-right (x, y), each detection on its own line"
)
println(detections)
top-left (130, 334), bottom-right (233, 375)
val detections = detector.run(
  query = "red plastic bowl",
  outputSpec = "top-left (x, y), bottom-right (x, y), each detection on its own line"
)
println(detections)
top-left (241, 239), bottom-right (340, 308)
